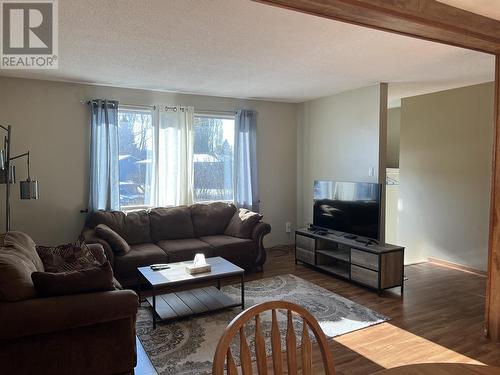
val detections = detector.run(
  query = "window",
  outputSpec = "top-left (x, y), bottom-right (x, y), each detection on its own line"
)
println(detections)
top-left (118, 107), bottom-right (154, 209)
top-left (193, 114), bottom-right (235, 202)
top-left (117, 107), bottom-right (236, 210)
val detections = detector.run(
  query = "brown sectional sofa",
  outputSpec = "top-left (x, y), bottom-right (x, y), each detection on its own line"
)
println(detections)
top-left (0, 231), bottom-right (138, 375)
top-left (82, 202), bottom-right (271, 286)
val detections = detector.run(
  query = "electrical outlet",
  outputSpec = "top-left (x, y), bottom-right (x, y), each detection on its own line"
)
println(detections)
top-left (285, 222), bottom-right (291, 233)
top-left (368, 167), bottom-right (375, 177)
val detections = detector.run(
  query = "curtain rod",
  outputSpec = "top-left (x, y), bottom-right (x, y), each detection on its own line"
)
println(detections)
top-left (196, 109), bottom-right (237, 115)
top-left (79, 99), bottom-right (237, 114)
top-left (79, 99), bottom-right (155, 109)
top-left (195, 109), bottom-right (236, 113)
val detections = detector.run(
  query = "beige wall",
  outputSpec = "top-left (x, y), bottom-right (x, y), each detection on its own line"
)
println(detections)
top-left (297, 84), bottom-right (387, 227)
top-left (385, 182), bottom-right (399, 245)
top-left (399, 83), bottom-right (494, 269)
top-left (387, 107), bottom-right (401, 168)
top-left (0, 76), bottom-right (297, 247)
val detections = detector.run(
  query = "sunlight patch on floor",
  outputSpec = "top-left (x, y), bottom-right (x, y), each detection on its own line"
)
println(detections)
top-left (319, 316), bottom-right (387, 338)
top-left (333, 322), bottom-right (484, 369)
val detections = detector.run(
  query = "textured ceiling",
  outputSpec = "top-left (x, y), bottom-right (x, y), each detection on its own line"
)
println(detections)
top-left (0, 0), bottom-right (494, 104)
top-left (437, 0), bottom-right (500, 21)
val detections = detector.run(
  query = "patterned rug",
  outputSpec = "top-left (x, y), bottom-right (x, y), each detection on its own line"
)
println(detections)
top-left (136, 274), bottom-right (388, 375)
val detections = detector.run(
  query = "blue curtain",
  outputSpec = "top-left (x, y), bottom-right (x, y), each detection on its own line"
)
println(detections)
top-left (234, 109), bottom-right (259, 212)
top-left (88, 99), bottom-right (120, 212)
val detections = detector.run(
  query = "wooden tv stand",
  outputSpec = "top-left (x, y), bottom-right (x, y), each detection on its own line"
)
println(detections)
top-left (295, 228), bottom-right (405, 296)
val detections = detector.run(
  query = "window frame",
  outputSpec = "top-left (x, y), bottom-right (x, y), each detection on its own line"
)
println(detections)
top-left (117, 107), bottom-right (237, 211)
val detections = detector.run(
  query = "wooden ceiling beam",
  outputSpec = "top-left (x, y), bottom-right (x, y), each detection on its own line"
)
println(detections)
top-left (253, 0), bottom-right (500, 54)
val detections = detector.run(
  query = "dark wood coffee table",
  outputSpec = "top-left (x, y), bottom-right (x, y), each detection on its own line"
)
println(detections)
top-left (137, 257), bottom-right (244, 328)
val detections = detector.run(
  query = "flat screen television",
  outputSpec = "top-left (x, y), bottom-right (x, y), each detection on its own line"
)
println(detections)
top-left (313, 180), bottom-right (381, 240)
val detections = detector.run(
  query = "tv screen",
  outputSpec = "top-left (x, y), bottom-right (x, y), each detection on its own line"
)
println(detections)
top-left (313, 181), bottom-right (381, 240)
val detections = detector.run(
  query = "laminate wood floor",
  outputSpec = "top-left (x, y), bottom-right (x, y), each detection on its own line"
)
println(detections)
top-left (135, 247), bottom-right (500, 375)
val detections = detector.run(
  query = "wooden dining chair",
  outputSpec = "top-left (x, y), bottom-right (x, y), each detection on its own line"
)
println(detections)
top-left (212, 300), bottom-right (336, 375)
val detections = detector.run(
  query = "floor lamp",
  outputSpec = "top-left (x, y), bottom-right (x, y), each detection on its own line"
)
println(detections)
top-left (1, 124), bottom-right (40, 232)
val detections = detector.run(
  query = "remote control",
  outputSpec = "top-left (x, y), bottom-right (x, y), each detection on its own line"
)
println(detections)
top-left (150, 264), bottom-right (170, 270)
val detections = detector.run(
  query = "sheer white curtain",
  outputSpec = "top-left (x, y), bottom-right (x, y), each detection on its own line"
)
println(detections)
top-left (147, 105), bottom-right (194, 207)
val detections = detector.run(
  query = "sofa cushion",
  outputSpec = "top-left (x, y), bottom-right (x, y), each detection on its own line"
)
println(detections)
top-left (32, 262), bottom-right (115, 297)
top-left (88, 210), bottom-right (126, 235)
top-left (36, 240), bottom-right (102, 273)
top-left (0, 231), bottom-right (43, 301)
top-left (150, 206), bottom-right (194, 241)
top-left (190, 202), bottom-right (237, 237)
top-left (123, 210), bottom-right (152, 244)
top-left (224, 209), bottom-right (263, 239)
top-left (114, 243), bottom-right (167, 279)
top-left (156, 238), bottom-right (213, 263)
top-left (88, 210), bottom-right (151, 245)
top-left (199, 235), bottom-right (256, 269)
top-left (95, 224), bottom-right (131, 254)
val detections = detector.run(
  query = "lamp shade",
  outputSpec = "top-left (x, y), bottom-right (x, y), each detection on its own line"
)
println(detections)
top-left (0, 165), bottom-right (15, 184)
top-left (20, 179), bottom-right (39, 199)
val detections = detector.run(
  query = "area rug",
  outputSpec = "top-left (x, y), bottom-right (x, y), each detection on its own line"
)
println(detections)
top-left (136, 274), bottom-right (388, 375)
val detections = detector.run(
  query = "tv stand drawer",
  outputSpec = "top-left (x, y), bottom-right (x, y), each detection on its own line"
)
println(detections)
top-left (296, 234), bottom-right (315, 251)
top-left (296, 248), bottom-right (315, 265)
top-left (351, 249), bottom-right (379, 270)
top-left (351, 265), bottom-right (378, 288)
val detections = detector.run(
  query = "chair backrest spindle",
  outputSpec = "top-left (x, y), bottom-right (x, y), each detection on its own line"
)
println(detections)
top-left (286, 310), bottom-right (298, 375)
top-left (271, 309), bottom-right (284, 374)
top-left (301, 318), bottom-right (313, 375)
top-left (240, 327), bottom-right (253, 375)
top-left (227, 348), bottom-right (238, 375)
top-left (255, 314), bottom-right (268, 375)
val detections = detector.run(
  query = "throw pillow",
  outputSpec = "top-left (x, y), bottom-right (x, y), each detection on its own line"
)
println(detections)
top-left (95, 224), bottom-right (131, 254)
top-left (36, 238), bottom-right (102, 273)
top-left (86, 243), bottom-right (107, 265)
top-left (32, 262), bottom-right (115, 297)
top-left (224, 209), bottom-right (263, 239)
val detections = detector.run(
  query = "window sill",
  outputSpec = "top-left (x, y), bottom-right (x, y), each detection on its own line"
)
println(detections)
top-left (120, 205), bottom-right (154, 212)
top-left (120, 200), bottom-right (235, 212)
top-left (194, 199), bottom-right (234, 204)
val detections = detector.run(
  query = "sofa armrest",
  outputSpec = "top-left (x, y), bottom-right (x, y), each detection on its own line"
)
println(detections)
top-left (0, 289), bottom-right (138, 340)
top-left (252, 222), bottom-right (271, 268)
top-left (82, 227), bottom-right (114, 267)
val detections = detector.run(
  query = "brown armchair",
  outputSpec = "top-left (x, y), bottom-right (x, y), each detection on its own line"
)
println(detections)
top-left (0, 231), bottom-right (138, 375)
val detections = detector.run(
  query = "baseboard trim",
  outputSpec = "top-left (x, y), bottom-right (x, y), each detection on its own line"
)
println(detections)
top-left (428, 257), bottom-right (487, 277)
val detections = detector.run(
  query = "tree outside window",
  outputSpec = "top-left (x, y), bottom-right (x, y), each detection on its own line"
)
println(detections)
top-left (193, 115), bottom-right (235, 202)
top-left (118, 107), bottom-right (154, 209)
